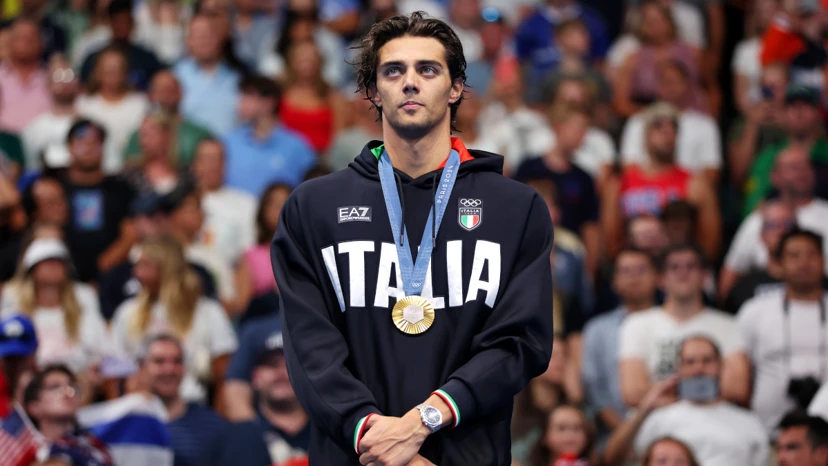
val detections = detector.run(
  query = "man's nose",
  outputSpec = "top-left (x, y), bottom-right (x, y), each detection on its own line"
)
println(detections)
top-left (402, 69), bottom-right (419, 93)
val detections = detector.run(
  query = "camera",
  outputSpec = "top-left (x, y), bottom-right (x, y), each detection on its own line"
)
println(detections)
top-left (788, 376), bottom-right (822, 410)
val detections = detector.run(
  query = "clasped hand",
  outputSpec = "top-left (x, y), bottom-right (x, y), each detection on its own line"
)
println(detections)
top-left (358, 410), bottom-right (434, 466)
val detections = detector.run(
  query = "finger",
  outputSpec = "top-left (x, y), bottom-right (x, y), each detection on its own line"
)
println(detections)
top-left (360, 451), bottom-right (378, 465)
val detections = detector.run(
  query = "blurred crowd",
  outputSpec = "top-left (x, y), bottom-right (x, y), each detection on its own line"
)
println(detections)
top-left (1, 0), bottom-right (828, 465)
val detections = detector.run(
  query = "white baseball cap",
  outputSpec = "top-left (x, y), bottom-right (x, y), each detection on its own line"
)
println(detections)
top-left (22, 238), bottom-right (70, 271)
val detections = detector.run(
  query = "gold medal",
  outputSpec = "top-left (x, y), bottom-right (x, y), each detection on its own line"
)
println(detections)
top-left (391, 296), bottom-right (435, 335)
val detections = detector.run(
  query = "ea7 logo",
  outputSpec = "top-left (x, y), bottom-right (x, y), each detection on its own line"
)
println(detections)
top-left (338, 206), bottom-right (372, 223)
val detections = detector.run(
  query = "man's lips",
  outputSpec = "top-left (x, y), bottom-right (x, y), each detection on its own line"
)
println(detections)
top-left (400, 101), bottom-right (423, 109)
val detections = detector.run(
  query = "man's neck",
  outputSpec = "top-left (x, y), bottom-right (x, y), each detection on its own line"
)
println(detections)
top-left (624, 299), bottom-right (655, 313)
top-left (382, 123), bottom-right (452, 179)
top-left (259, 401), bottom-right (308, 437)
top-left (39, 418), bottom-right (74, 441)
top-left (543, 147), bottom-right (572, 172)
top-left (766, 260), bottom-right (783, 279)
top-left (785, 285), bottom-right (824, 302)
top-left (68, 166), bottom-right (104, 186)
top-left (196, 58), bottom-right (220, 72)
top-left (779, 192), bottom-right (814, 209)
top-left (163, 396), bottom-right (187, 422)
top-left (51, 101), bottom-right (76, 116)
top-left (644, 159), bottom-right (674, 175)
top-left (9, 59), bottom-right (39, 78)
top-left (663, 295), bottom-right (704, 321)
top-left (253, 116), bottom-right (276, 140)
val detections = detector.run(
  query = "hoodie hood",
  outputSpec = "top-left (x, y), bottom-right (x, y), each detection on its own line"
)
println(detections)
top-left (349, 137), bottom-right (504, 187)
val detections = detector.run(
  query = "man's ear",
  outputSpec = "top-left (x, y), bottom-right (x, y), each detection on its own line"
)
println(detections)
top-left (367, 84), bottom-right (382, 110)
top-left (449, 80), bottom-right (464, 104)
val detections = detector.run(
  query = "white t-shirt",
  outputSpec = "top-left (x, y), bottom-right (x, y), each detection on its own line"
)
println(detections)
top-left (21, 112), bottom-right (74, 172)
top-left (0, 283), bottom-right (109, 373)
top-left (725, 199), bottom-right (828, 275)
top-left (478, 103), bottom-right (555, 173)
top-left (620, 109), bottom-right (722, 172)
top-left (200, 187), bottom-right (257, 266)
top-left (738, 291), bottom-right (828, 432)
top-left (732, 38), bottom-right (762, 104)
top-left (635, 401), bottom-right (769, 466)
top-left (110, 296), bottom-right (238, 403)
top-left (75, 93), bottom-right (150, 173)
top-left (619, 307), bottom-right (745, 381)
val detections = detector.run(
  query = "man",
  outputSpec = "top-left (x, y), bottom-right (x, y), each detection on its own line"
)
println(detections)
top-left (21, 57), bottom-right (80, 173)
top-left (605, 336), bottom-right (768, 466)
top-left (59, 119), bottom-right (136, 282)
top-left (191, 139), bottom-right (257, 266)
top-left (745, 84), bottom-right (828, 215)
top-left (174, 14), bottom-right (242, 136)
top-left (619, 244), bottom-right (750, 407)
top-left (601, 103), bottom-right (721, 260)
top-left (620, 59), bottom-right (722, 184)
top-left (217, 328), bottom-right (310, 466)
top-left (738, 228), bottom-right (828, 432)
top-left (0, 315), bottom-right (38, 418)
top-left (231, 0), bottom-right (279, 69)
top-left (137, 334), bottom-right (226, 466)
top-left (582, 248), bottom-right (657, 446)
top-left (224, 314), bottom-right (282, 421)
top-left (776, 411), bottom-right (828, 466)
top-left (327, 95), bottom-right (383, 171)
top-left (721, 145), bottom-right (828, 298)
top-left (0, 19), bottom-right (50, 133)
top-left (1, 0), bottom-right (66, 60)
top-left (270, 12), bottom-right (554, 466)
top-left (223, 76), bottom-right (317, 196)
top-left (122, 70), bottom-right (213, 166)
top-left (79, 0), bottom-right (163, 91)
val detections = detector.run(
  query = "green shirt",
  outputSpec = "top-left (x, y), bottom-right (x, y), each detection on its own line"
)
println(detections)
top-left (123, 119), bottom-right (213, 166)
top-left (743, 138), bottom-right (828, 216)
top-left (0, 131), bottom-right (25, 169)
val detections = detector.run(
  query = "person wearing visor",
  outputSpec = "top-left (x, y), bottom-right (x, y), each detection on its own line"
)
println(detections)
top-left (0, 315), bottom-right (38, 418)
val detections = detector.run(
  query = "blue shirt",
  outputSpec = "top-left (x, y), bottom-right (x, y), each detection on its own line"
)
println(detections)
top-left (223, 125), bottom-right (317, 197)
top-left (168, 403), bottom-right (227, 466)
top-left (581, 307), bottom-right (627, 416)
top-left (226, 314), bottom-right (282, 382)
top-left (174, 59), bottom-right (241, 137)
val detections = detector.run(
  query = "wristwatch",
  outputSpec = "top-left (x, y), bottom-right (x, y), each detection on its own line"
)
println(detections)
top-left (416, 404), bottom-right (443, 433)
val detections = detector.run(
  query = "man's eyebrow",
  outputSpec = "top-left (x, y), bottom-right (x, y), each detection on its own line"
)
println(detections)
top-left (379, 60), bottom-right (445, 69)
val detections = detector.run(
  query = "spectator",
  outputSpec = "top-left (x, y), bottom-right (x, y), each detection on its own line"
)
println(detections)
top-left (601, 103), bottom-right (720, 260)
top-left (230, 0), bottom-right (278, 70)
top-left (463, 9), bottom-right (512, 97)
top-left (76, 46), bottom-right (151, 173)
top-left (278, 40), bottom-right (346, 154)
top-left (0, 238), bottom-right (107, 378)
top-left (528, 404), bottom-right (595, 466)
top-left (21, 57), bottom-right (80, 174)
top-left (191, 139), bottom-right (256, 266)
top-left (23, 364), bottom-right (114, 464)
top-left (625, 215), bottom-right (670, 261)
top-left (131, 0), bottom-right (187, 64)
top-left (122, 110), bottom-right (188, 195)
top-left (606, 336), bottom-right (768, 466)
top-left (744, 84), bottom-right (828, 215)
top-left (612, 0), bottom-right (704, 118)
top-left (224, 75), bottom-right (317, 196)
top-left (0, 126), bottom-right (25, 184)
top-left (78, 0), bottom-right (163, 92)
top-left (732, 0), bottom-right (778, 115)
top-left (0, 315), bottom-right (38, 418)
top-left (515, 105), bottom-right (599, 274)
top-left (174, 14), bottom-right (242, 137)
top-left (639, 437), bottom-right (700, 466)
top-left (775, 411), bottom-right (828, 466)
top-left (2, 0), bottom-right (67, 61)
top-left (722, 146), bottom-right (828, 298)
top-left (619, 58), bottom-right (722, 184)
top-left (326, 95), bottom-right (383, 172)
top-left (216, 329), bottom-right (310, 466)
top-left (619, 244), bottom-right (750, 407)
top-left (447, 0), bottom-right (482, 63)
top-left (110, 235), bottom-right (237, 404)
top-left (137, 334), bottom-right (227, 466)
top-left (123, 70), bottom-right (213, 167)
top-left (59, 119), bottom-right (136, 283)
top-left (582, 248), bottom-right (657, 448)
top-left (0, 200), bottom-right (67, 282)
top-left (737, 229), bottom-right (828, 432)
top-left (454, 89), bottom-right (518, 160)
top-left (0, 19), bottom-right (50, 133)
top-left (223, 313), bottom-right (281, 421)
top-left (728, 62), bottom-right (790, 186)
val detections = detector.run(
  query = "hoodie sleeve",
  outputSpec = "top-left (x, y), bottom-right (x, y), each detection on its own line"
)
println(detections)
top-left (433, 193), bottom-right (554, 428)
top-left (270, 193), bottom-right (381, 452)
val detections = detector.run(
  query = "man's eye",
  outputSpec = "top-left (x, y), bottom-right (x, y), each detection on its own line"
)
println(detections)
top-left (386, 67), bottom-right (401, 76)
top-left (422, 66), bottom-right (436, 74)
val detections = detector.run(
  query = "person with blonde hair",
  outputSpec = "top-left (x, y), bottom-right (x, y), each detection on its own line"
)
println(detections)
top-left (0, 238), bottom-right (107, 379)
top-left (110, 235), bottom-right (237, 405)
top-left (122, 109), bottom-right (187, 195)
top-left (640, 437), bottom-right (700, 466)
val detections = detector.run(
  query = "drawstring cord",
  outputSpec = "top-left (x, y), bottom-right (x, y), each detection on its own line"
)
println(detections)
top-left (393, 172), bottom-right (440, 250)
top-left (394, 172), bottom-right (405, 246)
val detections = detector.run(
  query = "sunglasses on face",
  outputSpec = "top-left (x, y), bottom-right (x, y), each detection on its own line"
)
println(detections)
top-left (42, 383), bottom-right (80, 399)
top-left (52, 68), bottom-right (75, 83)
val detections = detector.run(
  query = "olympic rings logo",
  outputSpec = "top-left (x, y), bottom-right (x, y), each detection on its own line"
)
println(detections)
top-left (460, 199), bottom-right (482, 207)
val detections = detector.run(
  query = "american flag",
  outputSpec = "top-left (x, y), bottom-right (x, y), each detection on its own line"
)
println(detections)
top-left (0, 405), bottom-right (39, 466)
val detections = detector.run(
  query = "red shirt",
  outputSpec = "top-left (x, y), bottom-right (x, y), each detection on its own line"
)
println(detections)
top-left (619, 165), bottom-right (692, 218)
top-left (0, 371), bottom-right (10, 418)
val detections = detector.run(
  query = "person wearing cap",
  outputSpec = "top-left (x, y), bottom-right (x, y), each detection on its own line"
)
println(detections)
top-left (601, 102), bottom-right (721, 261)
top-left (0, 315), bottom-right (39, 418)
top-left (58, 119), bottom-right (138, 283)
top-left (217, 323), bottom-right (310, 466)
top-left (0, 238), bottom-right (108, 384)
top-left (744, 83), bottom-right (828, 215)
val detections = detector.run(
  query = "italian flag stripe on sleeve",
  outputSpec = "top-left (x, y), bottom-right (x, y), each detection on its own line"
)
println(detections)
top-left (433, 389), bottom-right (460, 428)
top-left (354, 414), bottom-right (373, 454)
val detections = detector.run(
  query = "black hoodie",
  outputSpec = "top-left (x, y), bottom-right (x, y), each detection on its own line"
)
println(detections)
top-left (270, 138), bottom-right (554, 465)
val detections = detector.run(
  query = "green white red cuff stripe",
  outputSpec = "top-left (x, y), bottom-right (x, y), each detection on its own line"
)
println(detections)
top-left (354, 413), bottom-right (376, 454)
top-left (432, 389), bottom-right (460, 428)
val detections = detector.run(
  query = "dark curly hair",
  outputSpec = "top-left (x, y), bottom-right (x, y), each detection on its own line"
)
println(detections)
top-left (350, 11), bottom-right (467, 132)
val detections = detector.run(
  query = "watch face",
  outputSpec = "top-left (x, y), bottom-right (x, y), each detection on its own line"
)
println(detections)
top-left (424, 407), bottom-right (441, 425)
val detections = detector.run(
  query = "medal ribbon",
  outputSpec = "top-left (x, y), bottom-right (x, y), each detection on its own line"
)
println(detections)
top-left (378, 149), bottom-right (460, 297)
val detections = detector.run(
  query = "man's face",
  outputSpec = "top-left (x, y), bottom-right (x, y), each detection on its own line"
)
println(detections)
top-left (110, 11), bottom-right (134, 42)
top-left (142, 340), bottom-right (184, 401)
top-left (252, 352), bottom-right (296, 405)
top-left (171, 195), bottom-right (204, 238)
top-left (553, 113), bottom-right (589, 152)
top-left (552, 80), bottom-right (588, 109)
top-left (10, 21), bottom-right (41, 63)
top-left (370, 36), bottom-right (463, 140)
top-left (237, 91), bottom-right (271, 123)
top-left (772, 147), bottom-right (815, 199)
top-left (450, 0), bottom-right (480, 29)
top-left (32, 178), bottom-right (68, 226)
top-left (760, 204), bottom-right (796, 253)
top-left (479, 22), bottom-right (506, 59)
top-left (188, 17), bottom-right (222, 62)
top-left (661, 250), bottom-right (705, 300)
top-left (678, 338), bottom-right (720, 380)
top-left (68, 127), bottom-right (104, 171)
top-left (786, 100), bottom-right (822, 140)
top-left (781, 236), bottom-right (824, 292)
top-left (149, 72), bottom-right (182, 114)
top-left (28, 371), bottom-right (80, 422)
top-left (628, 216), bottom-right (669, 257)
top-left (191, 141), bottom-right (225, 191)
top-left (613, 252), bottom-right (657, 304)
top-left (657, 66), bottom-right (689, 107)
top-left (645, 118), bottom-right (678, 164)
top-left (778, 426), bottom-right (824, 466)
top-left (49, 65), bottom-right (78, 105)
